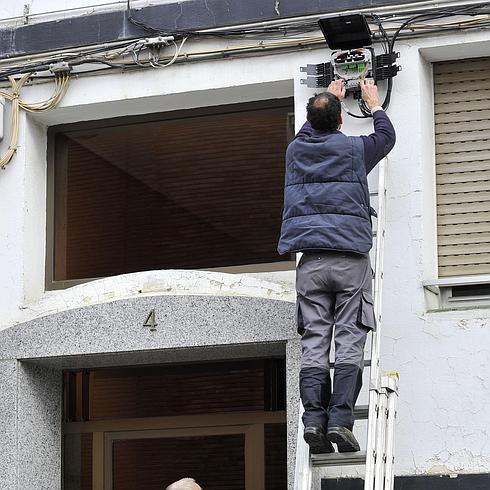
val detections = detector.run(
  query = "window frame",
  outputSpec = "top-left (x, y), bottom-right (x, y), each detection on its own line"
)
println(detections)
top-left (424, 57), bottom-right (490, 310)
top-left (423, 275), bottom-right (490, 310)
top-left (46, 98), bottom-right (294, 290)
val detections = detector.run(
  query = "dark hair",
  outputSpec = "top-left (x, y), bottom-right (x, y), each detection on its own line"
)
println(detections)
top-left (306, 92), bottom-right (341, 132)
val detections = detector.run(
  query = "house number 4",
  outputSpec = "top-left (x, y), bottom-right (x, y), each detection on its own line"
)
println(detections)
top-left (144, 309), bottom-right (157, 331)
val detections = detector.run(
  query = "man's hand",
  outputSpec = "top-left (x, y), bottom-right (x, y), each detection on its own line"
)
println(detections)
top-left (326, 79), bottom-right (346, 100)
top-left (360, 79), bottom-right (380, 110)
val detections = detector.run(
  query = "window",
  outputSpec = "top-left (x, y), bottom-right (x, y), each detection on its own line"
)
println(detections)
top-left (427, 57), bottom-right (490, 308)
top-left (47, 99), bottom-right (294, 288)
top-left (63, 359), bottom-right (287, 490)
top-left (434, 57), bottom-right (490, 278)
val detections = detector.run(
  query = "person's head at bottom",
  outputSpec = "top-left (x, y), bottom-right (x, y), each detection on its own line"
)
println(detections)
top-left (165, 477), bottom-right (202, 490)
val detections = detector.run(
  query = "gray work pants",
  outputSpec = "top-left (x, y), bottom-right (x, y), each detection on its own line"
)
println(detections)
top-left (296, 251), bottom-right (376, 429)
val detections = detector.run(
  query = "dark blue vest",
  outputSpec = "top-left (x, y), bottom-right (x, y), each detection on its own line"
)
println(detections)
top-left (277, 131), bottom-right (373, 255)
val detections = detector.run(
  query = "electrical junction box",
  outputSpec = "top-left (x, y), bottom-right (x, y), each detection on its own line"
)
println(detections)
top-left (318, 15), bottom-right (372, 50)
top-left (331, 48), bottom-right (373, 93)
top-left (301, 14), bottom-right (400, 95)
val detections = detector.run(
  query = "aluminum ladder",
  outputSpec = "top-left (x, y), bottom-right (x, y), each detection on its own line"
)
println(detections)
top-left (293, 158), bottom-right (400, 490)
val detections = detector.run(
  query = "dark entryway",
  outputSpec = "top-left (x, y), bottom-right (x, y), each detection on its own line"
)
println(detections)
top-left (63, 358), bottom-right (287, 490)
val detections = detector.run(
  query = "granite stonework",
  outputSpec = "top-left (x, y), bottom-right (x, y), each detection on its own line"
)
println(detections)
top-left (17, 363), bottom-right (62, 490)
top-left (25, 341), bottom-right (287, 370)
top-left (0, 360), bottom-right (18, 490)
top-left (0, 294), bottom-right (300, 490)
top-left (0, 295), bottom-right (296, 360)
top-left (286, 338), bottom-right (302, 490)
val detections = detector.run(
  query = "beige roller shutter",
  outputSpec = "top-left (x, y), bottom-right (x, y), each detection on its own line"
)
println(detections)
top-left (434, 57), bottom-right (490, 277)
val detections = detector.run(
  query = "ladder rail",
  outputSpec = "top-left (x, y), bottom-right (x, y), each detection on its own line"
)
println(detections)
top-left (365, 157), bottom-right (388, 490)
top-left (293, 157), bottom-right (395, 490)
top-left (294, 403), bottom-right (312, 490)
top-left (371, 156), bottom-right (388, 386)
top-left (373, 389), bottom-right (388, 490)
top-left (383, 375), bottom-right (400, 490)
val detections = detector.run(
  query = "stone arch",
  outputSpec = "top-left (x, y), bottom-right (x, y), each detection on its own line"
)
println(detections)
top-left (0, 271), bottom-right (299, 490)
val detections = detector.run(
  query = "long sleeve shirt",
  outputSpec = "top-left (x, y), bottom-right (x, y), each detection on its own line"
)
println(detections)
top-left (295, 109), bottom-right (396, 175)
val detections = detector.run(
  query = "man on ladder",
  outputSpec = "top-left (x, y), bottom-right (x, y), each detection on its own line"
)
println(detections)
top-left (278, 79), bottom-right (396, 454)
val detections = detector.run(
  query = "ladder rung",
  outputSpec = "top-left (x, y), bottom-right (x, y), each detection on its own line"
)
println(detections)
top-left (330, 359), bottom-right (371, 369)
top-left (312, 450), bottom-right (367, 467)
top-left (354, 404), bottom-right (369, 420)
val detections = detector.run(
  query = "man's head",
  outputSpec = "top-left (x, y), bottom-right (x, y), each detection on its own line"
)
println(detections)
top-left (306, 92), bottom-right (342, 132)
top-left (165, 478), bottom-right (201, 490)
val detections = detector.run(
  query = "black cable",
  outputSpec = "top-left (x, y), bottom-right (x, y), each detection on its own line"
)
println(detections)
top-left (389, 3), bottom-right (489, 51)
top-left (30, 67), bottom-right (116, 79)
top-left (359, 98), bottom-right (372, 117)
top-left (341, 101), bottom-right (371, 119)
top-left (369, 14), bottom-right (389, 54)
top-left (69, 58), bottom-right (130, 69)
top-left (124, 0), bottom-right (489, 41)
top-left (375, 6), bottom-right (484, 113)
top-left (126, 0), bottom-right (329, 39)
top-left (126, 0), bottom-right (215, 38)
top-left (0, 39), bottom-right (139, 79)
top-left (2, 4), bottom-right (488, 82)
top-left (379, 3), bottom-right (487, 112)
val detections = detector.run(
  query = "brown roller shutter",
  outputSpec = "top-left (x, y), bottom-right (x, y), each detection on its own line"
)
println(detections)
top-left (112, 434), bottom-right (245, 490)
top-left (52, 100), bottom-right (293, 282)
top-left (89, 362), bottom-right (266, 420)
top-left (434, 57), bottom-right (490, 277)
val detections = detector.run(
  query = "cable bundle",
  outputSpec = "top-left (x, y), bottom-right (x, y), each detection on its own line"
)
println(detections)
top-left (0, 72), bottom-right (70, 169)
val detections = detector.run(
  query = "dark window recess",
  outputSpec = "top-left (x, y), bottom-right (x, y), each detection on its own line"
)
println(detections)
top-left (63, 371), bottom-right (90, 422)
top-left (265, 423), bottom-right (287, 490)
top-left (322, 474), bottom-right (490, 490)
top-left (64, 359), bottom-right (286, 422)
top-left (451, 284), bottom-right (490, 298)
top-left (51, 100), bottom-right (293, 282)
top-left (264, 358), bottom-right (287, 411)
top-left (113, 434), bottom-right (245, 490)
top-left (64, 433), bottom-right (92, 490)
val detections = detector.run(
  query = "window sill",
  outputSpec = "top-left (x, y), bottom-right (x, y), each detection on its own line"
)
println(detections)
top-left (46, 262), bottom-right (296, 291)
top-left (423, 275), bottom-right (490, 310)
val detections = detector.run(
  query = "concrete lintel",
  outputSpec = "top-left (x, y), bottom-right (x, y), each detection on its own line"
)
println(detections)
top-left (0, 295), bottom-right (296, 361)
top-left (0, 0), bottom-right (428, 59)
top-left (23, 341), bottom-right (287, 370)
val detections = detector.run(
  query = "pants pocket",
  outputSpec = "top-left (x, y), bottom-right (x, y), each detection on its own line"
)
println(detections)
top-left (296, 298), bottom-right (305, 335)
top-left (358, 290), bottom-right (376, 330)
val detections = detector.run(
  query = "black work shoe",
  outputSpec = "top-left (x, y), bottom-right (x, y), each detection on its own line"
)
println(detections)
top-left (327, 426), bottom-right (361, 452)
top-left (304, 426), bottom-right (335, 454)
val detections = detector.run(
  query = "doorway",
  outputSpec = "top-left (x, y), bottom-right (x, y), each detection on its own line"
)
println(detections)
top-left (63, 359), bottom-right (287, 489)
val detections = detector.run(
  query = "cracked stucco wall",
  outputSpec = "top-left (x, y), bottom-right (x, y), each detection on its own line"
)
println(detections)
top-left (293, 31), bottom-right (490, 481)
top-left (0, 5), bottom-right (489, 479)
top-left (4, 269), bottom-right (295, 328)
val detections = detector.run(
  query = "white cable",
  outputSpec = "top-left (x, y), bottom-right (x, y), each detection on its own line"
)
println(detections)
top-left (150, 36), bottom-right (188, 68)
top-left (0, 72), bottom-right (70, 170)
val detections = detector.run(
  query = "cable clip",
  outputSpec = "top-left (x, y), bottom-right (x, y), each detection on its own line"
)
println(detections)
top-left (143, 36), bottom-right (175, 47)
top-left (49, 62), bottom-right (72, 74)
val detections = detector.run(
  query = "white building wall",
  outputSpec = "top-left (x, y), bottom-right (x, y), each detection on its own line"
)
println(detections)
top-left (0, 1), bottom-right (489, 477)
